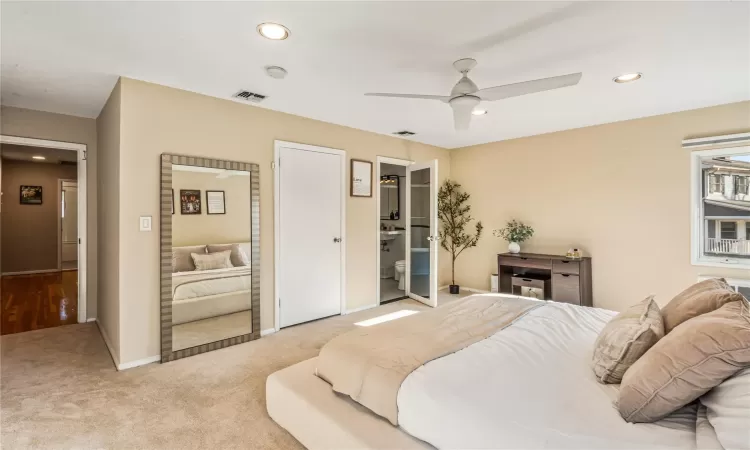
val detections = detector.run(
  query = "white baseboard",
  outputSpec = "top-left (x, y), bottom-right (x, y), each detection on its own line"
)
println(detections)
top-left (117, 355), bottom-right (160, 371)
top-left (96, 320), bottom-right (120, 368)
top-left (345, 303), bottom-right (378, 315)
top-left (86, 318), bottom-right (96, 323)
top-left (2, 268), bottom-right (60, 276)
top-left (261, 328), bottom-right (277, 336)
top-left (439, 285), bottom-right (489, 294)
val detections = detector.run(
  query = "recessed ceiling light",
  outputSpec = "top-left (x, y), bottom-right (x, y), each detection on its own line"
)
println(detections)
top-left (472, 109), bottom-right (488, 116)
top-left (257, 23), bottom-right (290, 40)
top-left (32, 155), bottom-right (46, 160)
top-left (613, 73), bottom-right (642, 83)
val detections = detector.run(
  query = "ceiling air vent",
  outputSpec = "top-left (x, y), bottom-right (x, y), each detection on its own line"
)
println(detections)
top-left (393, 130), bottom-right (416, 136)
top-left (232, 90), bottom-right (266, 103)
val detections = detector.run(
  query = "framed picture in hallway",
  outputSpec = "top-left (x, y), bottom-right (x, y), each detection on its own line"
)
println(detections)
top-left (180, 189), bottom-right (201, 214)
top-left (350, 159), bottom-right (373, 197)
top-left (20, 185), bottom-right (43, 205)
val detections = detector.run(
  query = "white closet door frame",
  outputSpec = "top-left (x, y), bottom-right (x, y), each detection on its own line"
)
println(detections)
top-left (375, 156), bottom-right (413, 305)
top-left (0, 135), bottom-right (88, 323)
top-left (273, 140), bottom-right (346, 332)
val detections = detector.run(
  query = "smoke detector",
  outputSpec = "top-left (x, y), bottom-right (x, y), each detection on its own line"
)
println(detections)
top-left (265, 66), bottom-right (288, 79)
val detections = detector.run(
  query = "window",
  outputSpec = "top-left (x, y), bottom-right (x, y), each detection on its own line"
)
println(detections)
top-left (691, 145), bottom-right (750, 268)
top-left (720, 222), bottom-right (737, 240)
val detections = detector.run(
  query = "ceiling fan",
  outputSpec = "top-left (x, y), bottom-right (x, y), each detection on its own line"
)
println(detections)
top-left (365, 58), bottom-right (582, 131)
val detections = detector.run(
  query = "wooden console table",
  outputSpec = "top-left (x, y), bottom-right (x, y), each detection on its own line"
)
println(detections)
top-left (497, 252), bottom-right (592, 307)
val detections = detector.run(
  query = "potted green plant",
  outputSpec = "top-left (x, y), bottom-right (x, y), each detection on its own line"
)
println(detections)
top-left (493, 220), bottom-right (534, 254)
top-left (438, 180), bottom-right (483, 294)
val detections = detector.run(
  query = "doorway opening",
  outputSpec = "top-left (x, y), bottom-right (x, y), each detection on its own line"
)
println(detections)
top-left (378, 159), bottom-right (409, 304)
top-left (0, 136), bottom-right (87, 335)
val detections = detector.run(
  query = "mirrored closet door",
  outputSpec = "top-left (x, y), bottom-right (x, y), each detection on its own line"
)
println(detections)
top-left (160, 154), bottom-right (260, 363)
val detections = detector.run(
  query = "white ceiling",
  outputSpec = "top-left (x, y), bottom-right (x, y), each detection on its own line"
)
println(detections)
top-left (1, 1), bottom-right (748, 149)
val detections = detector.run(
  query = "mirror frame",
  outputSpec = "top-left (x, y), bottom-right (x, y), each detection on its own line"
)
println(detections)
top-left (160, 154), bottom-right (261, 363)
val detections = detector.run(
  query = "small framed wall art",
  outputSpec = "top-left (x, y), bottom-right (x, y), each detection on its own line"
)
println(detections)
top-left (206, 190), bottom-right (226, 215)
top-left (350, 159), bottom-right (373, 197)
top-left (20, 185), bottom-right (43, 205)
top-left (180, 189), bottom-right (202, 214)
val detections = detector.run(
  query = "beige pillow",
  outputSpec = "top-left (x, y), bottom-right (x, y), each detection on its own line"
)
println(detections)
top-left (172, 245), bottom-right (206, 272)
top-left (207, 243), bottom-right (249, 267)
top-left (592, 296), bottom-right (664, 384)
top-left (191, 250), bottom-right (233, 271)
top-left (618, 299), bottom-right (750, 423)
top-left (661, 278), bottom-right (743, 333)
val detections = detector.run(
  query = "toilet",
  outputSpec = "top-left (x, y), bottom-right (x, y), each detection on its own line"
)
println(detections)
top-left (394, 260), bottom-right (406, 290)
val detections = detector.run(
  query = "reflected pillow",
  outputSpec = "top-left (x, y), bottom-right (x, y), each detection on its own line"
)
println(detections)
top-left (207, 243), bottom-right (250, 267)
top-left (592, 296), bottom-right (664, 384)
top-left (172, 245), bottom-right (207, 273)
top-left (618, 299), bottom-right (750, 423)
top-left (661, 278), bottom-right (743, 333)
top-left (192, 250), bottom-right (233, 271)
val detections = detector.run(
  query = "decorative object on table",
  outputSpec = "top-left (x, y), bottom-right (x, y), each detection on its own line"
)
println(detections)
top-left (206, 190), bottom-right (226, 215)
top-left (19, 185), bottom-right (43, 205)
top-left (350, 159), bottom-right (373, 197)
top-left (493, 219), bottom-right (534, 254)
top-left (438, 180), bottom-right (483, 294)
top-left (180, 189), bottom-right (202, 214)
top-left (566, 248), bottom-right (582, 259)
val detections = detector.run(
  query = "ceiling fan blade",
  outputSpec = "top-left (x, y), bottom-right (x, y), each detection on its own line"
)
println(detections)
top-left (477, 72), bottom-right (582, 101)
top-left (450, 96), bottom-right (480, 131)
top-left (365, 93), bottom-right (451, 102)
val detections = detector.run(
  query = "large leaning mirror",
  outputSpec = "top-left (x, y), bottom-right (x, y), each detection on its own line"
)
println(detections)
top-left (160, 154), bottom-right (260, 363)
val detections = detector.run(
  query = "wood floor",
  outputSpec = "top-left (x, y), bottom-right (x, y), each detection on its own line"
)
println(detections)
top-left (1, 270), bottom-right (78, 335)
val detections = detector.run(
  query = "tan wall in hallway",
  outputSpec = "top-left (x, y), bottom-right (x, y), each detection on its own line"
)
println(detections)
top-left (1, 158), bottom-right (77, 272)
top-left (0, 106), bottom-right (98, 319)
top-left (450, 101), bottom-right (750, 312)
top-left (96, 82), bottom-right (122, 363)
top-left (116, 78), bottom-right (451, 364)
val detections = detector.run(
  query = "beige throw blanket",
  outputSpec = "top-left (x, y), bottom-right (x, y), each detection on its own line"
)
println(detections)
top-left (316, 295), bottom-right (543, 425)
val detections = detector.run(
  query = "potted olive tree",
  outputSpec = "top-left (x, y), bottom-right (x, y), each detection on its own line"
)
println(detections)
top-left (438, 180), bottom-right (483, 294)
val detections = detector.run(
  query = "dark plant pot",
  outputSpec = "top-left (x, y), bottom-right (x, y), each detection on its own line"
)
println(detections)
top-left (449, 284), bottom-right (460, 295)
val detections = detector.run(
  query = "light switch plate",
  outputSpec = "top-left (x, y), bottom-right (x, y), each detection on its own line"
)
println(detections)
top-left (140, 216), bottom-right (152, 232)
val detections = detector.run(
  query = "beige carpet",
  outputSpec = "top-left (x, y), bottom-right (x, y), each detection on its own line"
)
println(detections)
top-left (172, 310), bottom-right (253, 351)
top-left (1, 291), bottom-right (469, 449)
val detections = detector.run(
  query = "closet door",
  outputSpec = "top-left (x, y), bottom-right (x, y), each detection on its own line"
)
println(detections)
top-left (277, 144), bottom-right (344, 328)
top-left (406, 160), bottom-right (438, 307)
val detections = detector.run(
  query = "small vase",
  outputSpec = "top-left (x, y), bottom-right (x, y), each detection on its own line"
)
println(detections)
top-left (508, 242), bottom-right (521, 254)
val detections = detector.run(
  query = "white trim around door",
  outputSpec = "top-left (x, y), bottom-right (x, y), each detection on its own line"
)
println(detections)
top-left (375, 156), bottom-right (413, 306)
top-left (0, 135), bottom-right (88, 323)
top-left (273, 140), bottom-right (346, 331)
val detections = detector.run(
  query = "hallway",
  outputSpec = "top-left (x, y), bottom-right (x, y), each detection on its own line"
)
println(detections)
top-left (1, 270), bottom-right (78, 335)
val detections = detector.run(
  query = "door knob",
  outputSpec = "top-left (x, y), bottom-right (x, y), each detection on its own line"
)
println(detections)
top-left (333, 237), bottom-right (342, 243)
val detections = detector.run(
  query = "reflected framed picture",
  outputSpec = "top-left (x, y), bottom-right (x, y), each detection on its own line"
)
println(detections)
top-left (20, 185), bottom-right (43, 205)
top-left (180, 189), bottom-right (201, 214)
top-left (206, 190), bottom-right (226, 215)
top-left (350, 159), bottom-right (372, 197)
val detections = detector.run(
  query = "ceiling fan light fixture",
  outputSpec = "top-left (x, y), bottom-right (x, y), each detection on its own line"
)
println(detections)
top-left (613, 72), bottom-right (642, 83)
top-left (257, 23), bottom-right (290, 40)
top-left (472, 109), bottom-right (488, 116)
top-left (32, 155), bottom-right (46, 160)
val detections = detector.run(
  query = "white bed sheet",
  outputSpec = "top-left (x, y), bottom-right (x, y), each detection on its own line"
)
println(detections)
top-left (172, 266), bottom-right (251, 300)
top-left (397, 297), bottom-right (697, 450)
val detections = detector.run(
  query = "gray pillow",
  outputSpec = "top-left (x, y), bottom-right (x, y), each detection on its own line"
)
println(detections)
top-left (191, 250), bottom-right (233, 271)
top-left (592, 296), bottom-right (664, 384)
top-left (172, 245), bottom-right (206, 272)
top-left (207, 243), bottom-right (249, 267)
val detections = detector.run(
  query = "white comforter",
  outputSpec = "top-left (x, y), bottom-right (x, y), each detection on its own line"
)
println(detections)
top-left (172, 266), bottom-right (252, 300)
top-left (397, 295), bottom-right (697, 450)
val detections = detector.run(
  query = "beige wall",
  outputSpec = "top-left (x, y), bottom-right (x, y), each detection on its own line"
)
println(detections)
top-left (0, 106), bottom-right (98, 318)
top-left (450, 101), bottom-right (750, 312)
top-left (1, 158), bottom-right (77, 272)
top-left (96, 82), bottom-right (121, 362)
top-left (115, 78), bottom-right (451, 364)
top-left (172, 170), bottom-right (251, 247)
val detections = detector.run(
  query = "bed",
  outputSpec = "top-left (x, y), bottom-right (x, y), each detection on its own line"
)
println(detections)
top-left (172, 265), bottom-right (252, 325)
top-left (267, 294), bottom-right (707, 449)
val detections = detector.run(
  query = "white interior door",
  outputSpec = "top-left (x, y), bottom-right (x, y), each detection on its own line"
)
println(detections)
top-left (406, 160), bottom-right (438, 307)
top-left (277, 144), bottom-right (344, 328)
top-left (60, 180), bottom-right (78, 266)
